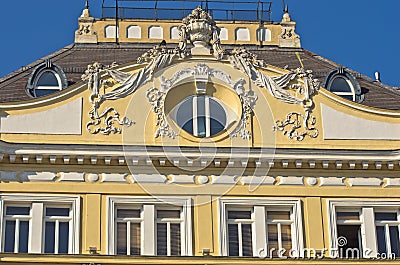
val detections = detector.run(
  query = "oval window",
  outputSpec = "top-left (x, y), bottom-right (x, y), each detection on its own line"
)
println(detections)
top-left (33, 70), bottom-right (62, 97)
top-left (175, 95), bottom-right (227, 138)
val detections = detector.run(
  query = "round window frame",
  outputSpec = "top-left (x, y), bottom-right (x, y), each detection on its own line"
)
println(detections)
top-left (173, 94), bottom-right (229, 138)
top-left (327, 75), bottom-right (356, 101)
top-left (323, 68), bottom-right (364, 103)
top-left (26, 60), bottom-right (68, 98)
top-left (32, 69), bottom-right (63, 98)
top-left (164, 83), bottom-right (243, 142)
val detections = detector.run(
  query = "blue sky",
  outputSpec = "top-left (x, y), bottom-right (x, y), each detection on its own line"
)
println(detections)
top-left (0, 0), bottom-right (398, 86)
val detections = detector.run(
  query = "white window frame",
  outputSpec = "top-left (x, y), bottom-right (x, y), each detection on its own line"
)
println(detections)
top-left (328, 200), bottom-right (400, 258)
top-left (219, 198), bottom-right (303, 257)
top-left (107, 196), bottom-right (192, 256)
top-left (0, 194), bottom-right (80, 254)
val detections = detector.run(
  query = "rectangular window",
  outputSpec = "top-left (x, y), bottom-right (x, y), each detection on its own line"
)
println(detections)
top-left (329, 200), bottom-right (400, 259)
top-left (108, 197), bottom-right (192, 256)
top-left (219, 198), bottom-right (303, 258)
top-left (0, 195), bottom-right (80, 254)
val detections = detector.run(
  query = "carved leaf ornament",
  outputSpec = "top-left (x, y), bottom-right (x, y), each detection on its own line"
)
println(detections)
top-left (82, 6), bottom-right (319, 141)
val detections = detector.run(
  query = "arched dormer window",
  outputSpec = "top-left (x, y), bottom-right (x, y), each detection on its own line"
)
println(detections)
top-left (26, 60), bottom-right (68, 98)
top-left (323, 67), bottom-right (364, 103)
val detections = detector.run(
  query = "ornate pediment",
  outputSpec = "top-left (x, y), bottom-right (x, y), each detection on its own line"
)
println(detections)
top-left (81, 7), bottom-right (320, 141)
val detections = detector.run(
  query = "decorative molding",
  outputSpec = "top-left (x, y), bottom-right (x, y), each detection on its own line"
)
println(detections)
top-left (169, 175), bottom-right (195, 184)
top-left (87, 173), bottom-right (100, 183)
top-left (384, 178), bottom-right (400, 188)
top-left (319, 177), bottom-right (345, 187)
top-left (240, 176), bottom-right (275, 186)
top-left (59, 172), bottom-right (85, 182)
top-left (347, 178), bottom-right (382, 187)
top-left (228, 48), bottom-right (320, 141)
top-left (101, 173), bottom-right (128, 183)
top-left (211, 175), bottom-right (238, 185)
top-left (277, 176), bottom-right (304, 186)
top-left (20, 172), bottom-right (57, 182)
top-left (131, 174), bottom-right (168, 184)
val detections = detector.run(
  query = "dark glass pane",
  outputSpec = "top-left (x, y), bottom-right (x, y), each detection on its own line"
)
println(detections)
top-left (228, 224), bottom-right (239, 256)
top-left (157, 210), bottom-right (180, 219)
top-left (281, 225), bottom-right (292, 251)
top-left (209, 98), bottom-right (226, 136)
top-left (389, 226), bottom-right (400, 256)
top-left (58, 222), bottom-right (69, 254)
top-left (337, 212), bottom-right (359, 221)
top-left (341, 95), bottom-right (354, 101)
top-left (268, 211), bottom-right (291, 221)
top-left (376, 226), bottom-right (387, 254)
top-left (117, 209), bottom-right (140, 219)
top-left (267, 224), bottom-right (279, 255)
top-left (46, 208), bottom-right (70, 217)
top-left (330, 77), bottom-right (352, 93)
top-left (337, 225), bottom-right (362, 258)
top-left (242, 224), bottom-right (253, 256)
top-left (170, 223), bottom-right (181, 256)
top-left (130, 223), bottom-right (141, 255)
top-left (117, 222), bottom-right (127, 255)
top-left (18, 221), bottom-right (29, 253)
top-left (228, 211), bottom-right (251, 220)
top-left (44, 222), bottom-right (56, 253)
top-left (35, 89), bottom-right (59, 97)
top-left (176, 97), bottom-right (193, 135)
top-left (157, 223), bottom-right (167, 255)
top-left (37, 71), bottom-right (59, 86)
top-left (197, 116), bottom-right (206, 137)
top-left (210, 118), bottom-right (225, 136)
top-left (182, 119), bottom-right (194, 135)
top-left (375, 213), bottom-right (398, 221)
top-left (6, 206), bottom-right (30, 216)
top-left (4, 221), bottom-right (16, 253)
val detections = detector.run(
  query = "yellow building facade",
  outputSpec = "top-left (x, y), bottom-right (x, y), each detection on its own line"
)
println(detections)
top-left (0, 3), bottom-right (400, 265)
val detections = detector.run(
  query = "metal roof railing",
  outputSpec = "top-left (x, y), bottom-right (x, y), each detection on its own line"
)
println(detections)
top-left (101, 0), bottom-right (273, 22)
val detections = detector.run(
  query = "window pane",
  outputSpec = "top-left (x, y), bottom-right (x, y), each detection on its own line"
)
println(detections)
top-left (117, 209), bottom-right (140, 219)
top-left (268, 211), bottom-right (291, 221)
top-left (337, 212), bottom-right (359, 221)
top-left (117, 222), bottom-right (127, 255)
top-left (37, 71), bottom-right (59, 86)
top-left (375, 212), bottom-right (398, 221)
top-left (4, 220), bottom-right (16, 253)
top-left (389, 226), bottom-right (400, 256)
top-left (44, 222), bottom-right (56, 253)
top-left (228, 224), bottom-right (239, 256)
top-left (228, 211), bottom-right (251, 220)
top-left (157, 210), bottom-right (180, 219)
top-left (58, 222), bottom-right (69, 254)
top-left (157, 223), bottom-right (167, 255)
top-left (341, 95), bottom-right (354, 101)
top-left (242, 224), bottom-right (253, 256)
top-left (34, 89), bottom-right (60, 97)
top-left (337, 225), bottom-right (362, 254)
top-left (197, 116), bottom-right (206, 137)
top-left (6, 206), bottom-right (30, 216)
top-left (170, 223), bottom-right (181, 256)
top-left (330, 77), bottom-right (352, 93)
top-left (267, 224), bottom-right (279, 252)
top-left (130, 223), bottom-right (141, 255)
top-left (209, 98), bottom-right (226, 136)
top-left (197, 96), bottom-right (205, 116)
top-left (46, 208), bottom-right (70, 217)
top-left (376, 226), bottom-right (387, 254)
top-left (18, 221), bottom-right (29, 253)
top-left (281, 224), bottom-right (292, 251)
top-left (176, 97), bottom-right (193, 135)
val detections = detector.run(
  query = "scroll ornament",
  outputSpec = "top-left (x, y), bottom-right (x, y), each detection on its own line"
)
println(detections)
top-left (228, 48), bottom-right (320, 141)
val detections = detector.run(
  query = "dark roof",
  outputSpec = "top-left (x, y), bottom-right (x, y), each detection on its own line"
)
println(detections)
top-left (0, 43), bottom-right (399, 110)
